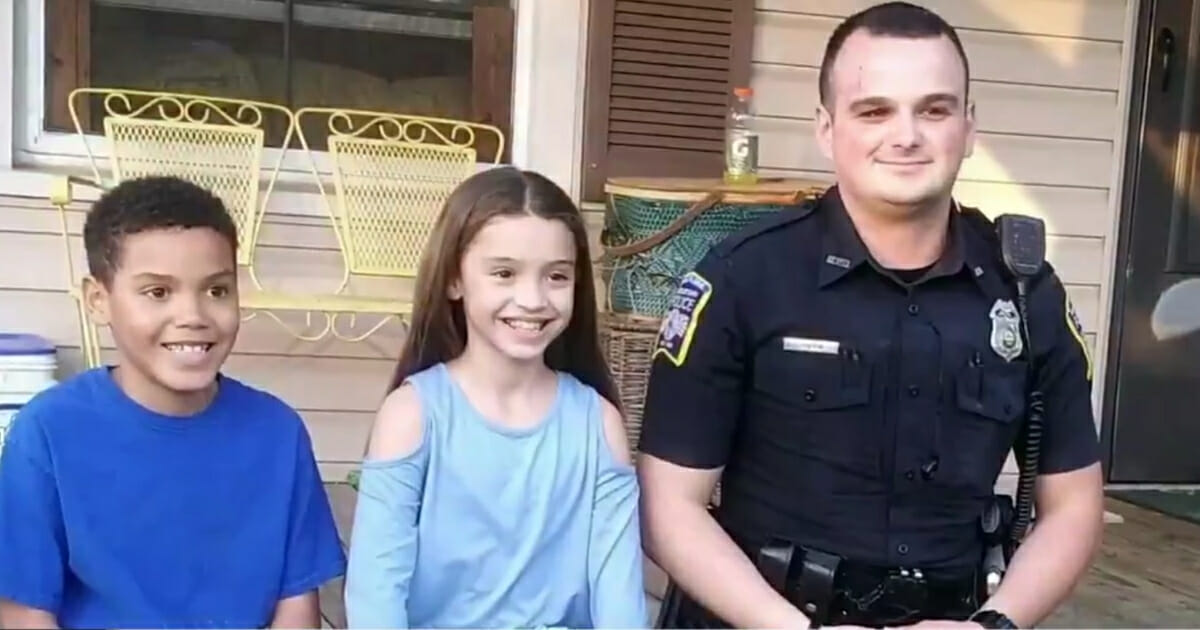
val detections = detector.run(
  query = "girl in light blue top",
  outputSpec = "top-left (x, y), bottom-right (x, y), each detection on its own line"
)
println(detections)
top-left (344, 167), bottom-right (648, 629)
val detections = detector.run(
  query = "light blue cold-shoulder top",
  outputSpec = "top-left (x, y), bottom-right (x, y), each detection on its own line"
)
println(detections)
top-left (344, 362), bottom-right (648, 629)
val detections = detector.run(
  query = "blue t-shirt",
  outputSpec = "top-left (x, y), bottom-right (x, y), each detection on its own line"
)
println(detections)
top-left (0, 367), bottom-right (346, 629)
top-left (344, 363), bottom-right (648, 629)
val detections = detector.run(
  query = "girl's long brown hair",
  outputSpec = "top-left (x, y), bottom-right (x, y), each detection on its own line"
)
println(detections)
top-left (388, 167), bottom-right (621, 412)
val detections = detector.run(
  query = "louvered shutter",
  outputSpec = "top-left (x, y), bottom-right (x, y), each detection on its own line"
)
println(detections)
top-left (580, 0), bottom-right (753, 202)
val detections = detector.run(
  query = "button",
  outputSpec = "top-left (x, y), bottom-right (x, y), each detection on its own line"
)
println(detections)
top-left (905, 470), bottom-right (915, 481)
top-left (803, 389), bottom-right (817, 402)
top-left (897, 543), bottom-right (909, 554)
top-left (907, 303), bottom-right (919, 315)
top-left (908, 385), bottom-right (920, 397)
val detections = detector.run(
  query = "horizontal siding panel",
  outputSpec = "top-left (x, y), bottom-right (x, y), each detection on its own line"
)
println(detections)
top-left (755, 12), bottom-right (1124, 91)
top-left (305, 411), bottom-right (373, 464)
top-left (225, 354), bottom-right (393, 413)
top-left (1, 198), bottom-right (607, 263)
top-left (0, 197), bottom-right (609, 330)
top-left (751, 118), bottom-right (1112, 188)
top-left (954, 182), bottom-right (1112, 239)
top-left (318, 462), bottom-right (358, 482)
top-left (0, 288), bottom-right (406, 361)
top-left (4, 203), bottom-right (343, 252)
top-left (1046, 236), bottom-right (1106, 286)
top-left (751, 64), bottom-right (1119, 140)
top-left (1, 230), bottom-right (412, 299)
top-left (756, 0), bottom-right (1128, 41)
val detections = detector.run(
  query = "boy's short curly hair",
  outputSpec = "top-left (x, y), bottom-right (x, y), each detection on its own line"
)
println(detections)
top-left (83, 176), bottom-right (239, 285)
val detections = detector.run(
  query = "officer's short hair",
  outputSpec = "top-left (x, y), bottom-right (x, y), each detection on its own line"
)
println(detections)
top-left (818, 1), bottom-right (970, 107)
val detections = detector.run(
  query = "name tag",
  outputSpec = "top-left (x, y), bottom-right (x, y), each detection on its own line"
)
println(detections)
top-left (782, 336), bottom-right (840, 355)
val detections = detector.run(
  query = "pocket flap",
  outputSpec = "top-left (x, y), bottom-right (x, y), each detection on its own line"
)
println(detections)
top-left (955, 360), bottom-right (1026, 424)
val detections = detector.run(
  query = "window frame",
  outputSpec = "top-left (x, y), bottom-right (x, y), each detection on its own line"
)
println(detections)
top-left (12, 0), bottom-right (515, 186)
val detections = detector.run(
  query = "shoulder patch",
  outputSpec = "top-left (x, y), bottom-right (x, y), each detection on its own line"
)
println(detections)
top-left (1065, 294), bottom-right (1093, 381)
top-left (653, 271), bottom-right (714, 367)
top-left (711, 198), bottom-right (819, 258)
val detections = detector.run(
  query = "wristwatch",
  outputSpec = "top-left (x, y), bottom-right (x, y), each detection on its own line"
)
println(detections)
top-left (969, 609), bottom-right (1019, 629)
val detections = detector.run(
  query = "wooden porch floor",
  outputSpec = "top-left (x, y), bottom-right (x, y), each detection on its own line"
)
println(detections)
top-left (318, 484), bottom-right (1200, 628)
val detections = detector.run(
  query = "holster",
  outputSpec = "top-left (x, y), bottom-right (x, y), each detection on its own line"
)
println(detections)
top-left (978, 494), bottom-right (1015, 601)
top-left (757, 539), bottom-right (841, 628)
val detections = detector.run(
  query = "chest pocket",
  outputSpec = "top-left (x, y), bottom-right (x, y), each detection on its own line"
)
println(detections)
top-left (754, 336), bottom-right (876, 475)
top-left (946, 350), bottom-right (1028, 493)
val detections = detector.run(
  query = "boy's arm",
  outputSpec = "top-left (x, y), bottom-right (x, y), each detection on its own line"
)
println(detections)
top-left (587, 398), bottom-right (649, 628)
top-left (269, 591), bottom-right (321, 629)
top-left (0, 410), bottom-right (67, 628)
top-left (272, 418), bottom-right (348, 628)
top-left (0, 600), bottom-right (60, 629)
top-left (344, 383), bottom-right (428, 629)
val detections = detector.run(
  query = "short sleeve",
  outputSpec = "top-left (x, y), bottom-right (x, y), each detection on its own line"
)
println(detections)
top-left (0, 407), bottom-right (67, 613)
top-left (1026, 270), bottom-right (1101, 474)
top-left (638, 253), bottom-right (747, 469)
top-left (280, 424), bottom-right (347, 598)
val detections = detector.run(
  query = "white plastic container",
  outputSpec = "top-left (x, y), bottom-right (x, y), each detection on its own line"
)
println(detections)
top-left (0, 334), bottom-right (57, 457)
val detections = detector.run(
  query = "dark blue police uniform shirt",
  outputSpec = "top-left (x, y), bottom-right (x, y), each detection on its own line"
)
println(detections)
top-left (638, 186), bottom-right (1100, 573)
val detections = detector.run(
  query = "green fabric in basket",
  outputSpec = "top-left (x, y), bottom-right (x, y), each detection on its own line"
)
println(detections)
top-left (603, 195), bottom-right (806, 319)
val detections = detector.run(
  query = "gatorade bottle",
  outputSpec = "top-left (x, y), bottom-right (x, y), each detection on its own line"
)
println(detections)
top-left (723, 86), bottom-right (758, 186)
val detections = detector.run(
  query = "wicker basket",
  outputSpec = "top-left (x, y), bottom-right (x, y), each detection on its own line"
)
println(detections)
top-left (600, 176), bottom-right (825, 319)
top-left (598, 311), bottom-right (662, 454)
top-left (598, 311), bottom-right (724, 506)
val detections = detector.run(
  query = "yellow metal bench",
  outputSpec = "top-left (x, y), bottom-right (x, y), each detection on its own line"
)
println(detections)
top-left (48, 88), bottom-right (505, 366)
top-left (291, 106), bottom-right (504, 340)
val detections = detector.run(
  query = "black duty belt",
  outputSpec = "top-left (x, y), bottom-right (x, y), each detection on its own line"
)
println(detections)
top-left (755, 538), bottom-right (979, 627)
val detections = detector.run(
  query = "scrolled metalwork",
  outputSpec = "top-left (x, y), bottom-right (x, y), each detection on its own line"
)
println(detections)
top-left (306, 107), bottom-right (502, 156)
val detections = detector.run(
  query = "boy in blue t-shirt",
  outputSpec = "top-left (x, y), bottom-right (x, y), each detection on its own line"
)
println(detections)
top-left (0, 176), bottom-right (346, 629)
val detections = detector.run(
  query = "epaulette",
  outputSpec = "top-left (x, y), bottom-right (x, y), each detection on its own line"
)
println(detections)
top-left (710, 196), bottom-right (820, 258)
top-left (957, 202), bottom-right (1055, 283)
top-left (956, 202), bottom-right (999, 246)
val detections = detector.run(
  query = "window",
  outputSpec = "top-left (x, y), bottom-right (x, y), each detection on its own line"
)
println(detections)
top-left (41, 0), bottom-right (513, 159)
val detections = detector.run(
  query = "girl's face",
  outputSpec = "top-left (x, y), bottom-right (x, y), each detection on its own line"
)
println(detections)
top-left (450, 214), bottom-right (577, 364)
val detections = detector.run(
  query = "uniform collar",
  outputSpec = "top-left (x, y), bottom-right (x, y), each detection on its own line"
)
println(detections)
top-left (816, 186), bottom-right (1008, 297)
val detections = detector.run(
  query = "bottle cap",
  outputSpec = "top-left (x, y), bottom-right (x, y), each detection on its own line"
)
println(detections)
top-left (733, 86), bottom-right (753, 97)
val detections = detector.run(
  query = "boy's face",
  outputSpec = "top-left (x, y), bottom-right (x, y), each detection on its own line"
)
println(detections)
top-left (84, 226), bottom-right (240, 415)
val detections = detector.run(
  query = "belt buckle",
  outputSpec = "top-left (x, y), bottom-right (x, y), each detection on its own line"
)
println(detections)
top-left (885, 567), bottom-right (928, 605)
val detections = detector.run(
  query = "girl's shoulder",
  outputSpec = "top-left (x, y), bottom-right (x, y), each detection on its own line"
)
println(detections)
top-left (554, 371), bottom-right (632, 469)
top-left (363, 363), bottom-right (450, 463)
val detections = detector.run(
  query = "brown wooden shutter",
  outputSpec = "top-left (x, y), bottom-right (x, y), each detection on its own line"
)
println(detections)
top-left (472, 4), bottom-right (516, 163)
top-left (579, 0), bottom-right (753, 202)
top-left (45, 0), bottom-right (92, 132)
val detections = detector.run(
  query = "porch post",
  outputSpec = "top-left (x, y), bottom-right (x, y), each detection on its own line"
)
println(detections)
top-left (510, 0), bottom-right (589, 201)
top-left (0, 0), bottom-right (15, 169)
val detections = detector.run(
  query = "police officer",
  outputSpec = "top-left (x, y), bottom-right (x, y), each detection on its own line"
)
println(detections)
top-left (636, 3), bottom-right (1105, 629)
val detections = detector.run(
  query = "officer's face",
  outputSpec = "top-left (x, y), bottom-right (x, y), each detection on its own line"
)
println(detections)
top-left (449, 213), bottom-right (577, 364)
top-left (815, 30), bottom-right (975, 214)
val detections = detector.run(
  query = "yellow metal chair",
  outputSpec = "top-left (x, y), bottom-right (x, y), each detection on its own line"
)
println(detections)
top-left (289, 106), bottom-right (505, 340)
top-left (48, 87), bottom-right (302, 367)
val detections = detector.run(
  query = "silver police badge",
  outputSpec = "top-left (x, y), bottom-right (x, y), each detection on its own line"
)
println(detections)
top-left (989, 298), bottom-right (1024, 362)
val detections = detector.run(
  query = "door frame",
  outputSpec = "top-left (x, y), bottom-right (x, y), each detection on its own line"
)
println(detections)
top-left (1100, 0), bottom-right (1195, 485)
